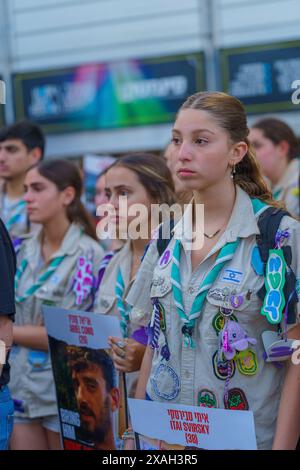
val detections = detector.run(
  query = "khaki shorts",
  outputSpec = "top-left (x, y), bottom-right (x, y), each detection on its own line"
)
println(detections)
top-left (13, 414), bottom-right (60, 433)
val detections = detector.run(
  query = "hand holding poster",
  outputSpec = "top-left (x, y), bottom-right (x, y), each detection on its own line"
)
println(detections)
top-left (43, 306), bottom-right (123, 450)
top-left (128, 398), bottom-right (257, 450)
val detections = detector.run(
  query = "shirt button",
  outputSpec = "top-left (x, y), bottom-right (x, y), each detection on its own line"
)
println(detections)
top-left (188, 287), bottom-right (194, 294)
top-left (184, 370), bottom-right (190, 378)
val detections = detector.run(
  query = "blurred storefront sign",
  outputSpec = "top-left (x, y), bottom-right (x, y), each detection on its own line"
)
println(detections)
top-left (13, 53), bottom-right (205, 134)
top-left (221, 40), bottom-right (300, 113)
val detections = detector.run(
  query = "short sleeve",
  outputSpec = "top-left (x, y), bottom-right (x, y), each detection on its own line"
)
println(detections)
top-left (0, 219), bottom-right (16, 316)
top-left (126, 239), bottom-right (159, 322)
top-left (61, 239), bottom-right (104, 311)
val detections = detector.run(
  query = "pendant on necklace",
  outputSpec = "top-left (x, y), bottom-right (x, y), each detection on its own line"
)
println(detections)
top-left (204, 229), bottom-right (221, 239)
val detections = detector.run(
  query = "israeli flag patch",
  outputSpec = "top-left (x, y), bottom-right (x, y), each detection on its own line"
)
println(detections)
top-left (221, 269), bottom-right (244, 285)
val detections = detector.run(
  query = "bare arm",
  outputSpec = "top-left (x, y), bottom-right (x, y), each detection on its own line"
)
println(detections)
top-left (135, 345), bottom-right (154, 399)
top-left (13, 325), bottom-right (49, 351)
top-left (272, 324), bottom-right (300, 450)
top-left (0, 315), bottom-right (13, 377)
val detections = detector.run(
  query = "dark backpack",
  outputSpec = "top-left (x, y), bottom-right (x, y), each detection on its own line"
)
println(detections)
top-left (155, 208), bottom-right (297, 324)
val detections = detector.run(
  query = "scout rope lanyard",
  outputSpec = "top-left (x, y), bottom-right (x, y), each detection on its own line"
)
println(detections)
top-left (170, 198), bottom-right (269, 347)
top-left (15, 255), bottom-right (65, 302)
top-left (115, 268), bottom-right (130, 338)
top-left (5, 200), bottom-right (26, 232)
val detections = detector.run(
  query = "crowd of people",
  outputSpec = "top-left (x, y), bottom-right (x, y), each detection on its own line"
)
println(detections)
top-left (0, 91), bottom-right (299, 451)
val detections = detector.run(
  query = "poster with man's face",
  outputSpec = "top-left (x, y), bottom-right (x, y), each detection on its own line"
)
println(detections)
top-left (43, 306), bottom-right (123, 450)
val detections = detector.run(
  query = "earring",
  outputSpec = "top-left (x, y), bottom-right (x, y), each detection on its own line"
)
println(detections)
top-left (230, 163), bottom-right (236, 179)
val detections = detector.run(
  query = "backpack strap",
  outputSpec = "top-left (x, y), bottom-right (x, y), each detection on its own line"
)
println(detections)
top-left (256, 207), bottom-right (297, 324)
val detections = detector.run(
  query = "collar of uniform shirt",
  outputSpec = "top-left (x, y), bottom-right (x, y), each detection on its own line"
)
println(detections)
top-left (24, 222), bottom-right (83, 268)
top-left (171, 186), bottom-right (261, 253)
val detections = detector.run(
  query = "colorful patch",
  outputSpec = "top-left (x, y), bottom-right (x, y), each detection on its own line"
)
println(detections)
top-left (230, 293), bottom-right (244, 309)
top-left (151, 363), bottom-right (180, 401)
top-left (235, 349), bottom-right (258, 376)
top-left (157, 301), bottom-right (166, 332)
top-left (197, 389), bottom-right (218, 408)
top-left (212, 351), bottom-right (236, 381)
top-left (261, 249), bottom-right (286, 324)
top-left (212, 312), bottom-right (238, 334)
top-left (159, 249), bottom-right (172, 269)
top-left (221, 269), bottom-right (244, 285)
top-left (28, 350), bottom-right (49, 371)
top-left (224, 388), bottom-right (249, 411)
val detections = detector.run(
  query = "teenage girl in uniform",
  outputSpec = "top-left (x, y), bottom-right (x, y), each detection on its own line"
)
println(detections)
top-left (93, 153), bottom-right (176, 443)
top-left (127, 92), bottom-right (300, 450)
top-left (10, 159), bottom-right (104, 450)
top-left (249, 118), bottom-right (299, 219)
top-left (94, 153), bottom-right (176, 387)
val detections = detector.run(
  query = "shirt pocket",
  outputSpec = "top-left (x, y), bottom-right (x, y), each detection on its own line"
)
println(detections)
top-left (150, 276), bottom-right (173, 340)
top-left (94, 292), bottom-right (116, 315)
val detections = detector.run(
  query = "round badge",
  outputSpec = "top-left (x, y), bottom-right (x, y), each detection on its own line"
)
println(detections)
top-left (224, 388), bottom-right (249, 411)
top-left (236, 349), bottom-right (258, 376)
top-left (151, 363), bottom-right (180, 400)
top-left (159, 249), bottom-right (172, 269)
top-left (197, 389), bottom-right (218, 408)
top-left (220, 307), bottom-right (234, 317)
top-left (212, 351), bottom-right (236, 381)
top-left (212, 312), bottom-right (238, 334)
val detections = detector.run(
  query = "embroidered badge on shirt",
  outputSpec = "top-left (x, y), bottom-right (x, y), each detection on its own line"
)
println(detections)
top-left (221, 269), bottom-right (244, 285)
top-left (236, 349), bottom-right (258, 376)
top-left (224, 388), bottom-right (249, 411)
top-left (197, 389), bottom-right (218, 408)
top-left (28, 350), bottom-right (49, 371)
top-left (208, 287), bottom-right (231, 302)
top-left (72, 253), bottom-right (94, 306)
top-left (212, 312), bottom-right (238, 335)
top-left (157, 301), bottom-right (167, 332)
top-left (212, 351), bottom-right (236, 381)
top-left (159, 249), bottom-right (172, 269)
top-left (151, 363), bottom-right (180, 401)
top-left (260, 249), bottom-right (286, 324)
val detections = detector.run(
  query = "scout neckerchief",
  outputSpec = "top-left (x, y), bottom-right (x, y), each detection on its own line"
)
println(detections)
top-left (5, 200), bottom-right (27, 232)
top-left (115, 268), bottom-right (130, 338)
top-left (170, 198), bottom-right (268, 348)
top-left (15, 255), bottom-right (65, 303)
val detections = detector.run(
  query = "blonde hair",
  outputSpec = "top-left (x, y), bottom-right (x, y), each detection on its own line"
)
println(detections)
top-left (107, 152), bottom-right (176, 206)
top-left (179, 92), bottom-right (283, 209)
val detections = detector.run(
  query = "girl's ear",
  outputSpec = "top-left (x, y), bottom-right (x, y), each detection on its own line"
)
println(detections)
top-left (62, 186), bottom-right (76, 207)
top-left (230, 141), bottom-right (248, 166)
top-left (278, 140), bottom-right (290, 159)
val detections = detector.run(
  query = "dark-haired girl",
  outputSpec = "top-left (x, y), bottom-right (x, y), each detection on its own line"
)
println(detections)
top-left (9, 159), bottom-right (104, 450)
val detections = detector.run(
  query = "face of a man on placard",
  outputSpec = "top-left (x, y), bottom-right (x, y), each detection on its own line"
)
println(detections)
top-left (72, 361), bottom-right (119, 446)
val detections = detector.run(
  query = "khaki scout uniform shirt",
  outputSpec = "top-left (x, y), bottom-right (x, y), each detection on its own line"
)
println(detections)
top-left (94, 240), bottom-right (150, 398)
top-left (0, 181), bottom-right (28, 239)
top-left (273, 157), bottom-right (300, 219)
top-left (10, 223), bottom-right (104, 419)
top-left (127, 187), bottom-right (300, 450)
